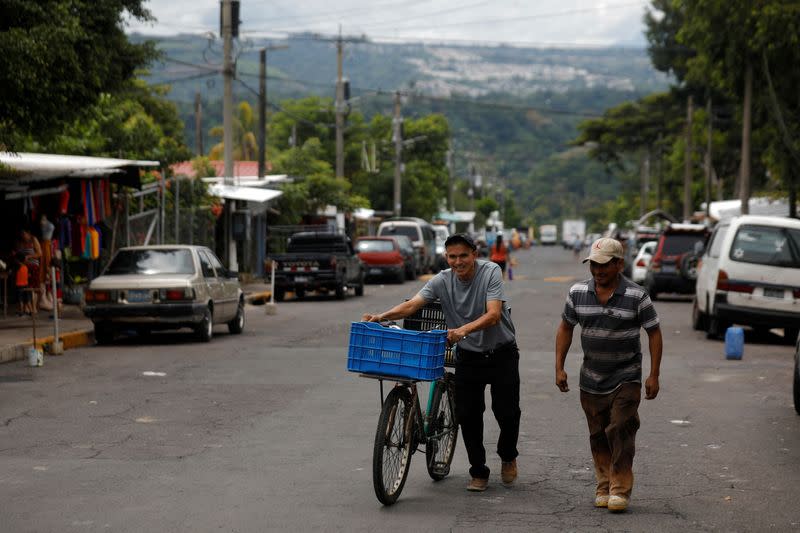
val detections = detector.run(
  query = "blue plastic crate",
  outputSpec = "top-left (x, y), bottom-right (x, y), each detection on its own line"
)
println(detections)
top-left (347, 321), bottom-right (447, 381)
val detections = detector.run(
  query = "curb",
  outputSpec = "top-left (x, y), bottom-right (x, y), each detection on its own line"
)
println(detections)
top-left (0, 328), bottom-right (95, 364)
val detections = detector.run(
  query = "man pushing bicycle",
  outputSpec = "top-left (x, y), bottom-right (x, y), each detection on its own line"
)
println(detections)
top-left (362, 233), bottom-right (521, 492)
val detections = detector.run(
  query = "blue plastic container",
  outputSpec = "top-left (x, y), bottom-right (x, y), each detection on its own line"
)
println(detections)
top-left (347, 322), bottom-right (447, 380)
top-left (725, 326), bottom-right (744, 360)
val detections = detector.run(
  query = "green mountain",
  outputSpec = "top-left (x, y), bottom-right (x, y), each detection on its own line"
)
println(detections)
top-left (134, 33), bottom-right (668, 225)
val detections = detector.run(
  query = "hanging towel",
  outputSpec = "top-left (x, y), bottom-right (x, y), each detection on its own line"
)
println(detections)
top-left (58, 217), bottom-right (71, 250)
top-left (104, 179), bottom-right (112, 216)
top-left (82, 227), bottom-right (92, 259)
top-left (59, 185), bottom-right (70, 215)
top-left (88, 227), bottom-right (100, 259)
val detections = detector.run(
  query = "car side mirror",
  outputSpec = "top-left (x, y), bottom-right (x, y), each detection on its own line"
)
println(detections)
top-left (227, 269), bottom-right (239, 279)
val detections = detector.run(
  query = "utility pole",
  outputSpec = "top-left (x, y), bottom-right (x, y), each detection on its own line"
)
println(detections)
top-left (221, 0), bottom-right (237, 269)
top-left (683, 95), bottom-right (693, 223)
top-left (393, 91), bottom-right (403, 216)
top-left (446, 145), bottom-right (454, 212)
top-left (258, 44), bottom-right (288, 179)
top-left (640, 150), bottom-right (650, 217)
top-left (705, 97), bottom-right (713, 219)
top-left (656, 134), bottom-right (663, 210)
top-left (258, 48), bottom-right (266, 178)
top-left (194, 92), bottom-right (203, 156)
top-left (739, 61), bottom-right (753, 215)
top-left (335, 31), bottom-right (345, 179)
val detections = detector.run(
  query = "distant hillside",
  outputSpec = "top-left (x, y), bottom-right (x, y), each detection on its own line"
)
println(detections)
top-left (133, 33), bottom-right (668, 224)
top-left (135, 33), bottom-right (666, 103)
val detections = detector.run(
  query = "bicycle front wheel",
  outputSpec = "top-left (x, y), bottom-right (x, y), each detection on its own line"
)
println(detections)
top-left (426, 373), bottom-right (458, 481)
top-left (373, 386), bottom-right (413, 505)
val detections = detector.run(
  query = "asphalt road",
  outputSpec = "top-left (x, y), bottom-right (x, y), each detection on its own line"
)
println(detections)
top-left (1, 246), bottom-right (798, 532)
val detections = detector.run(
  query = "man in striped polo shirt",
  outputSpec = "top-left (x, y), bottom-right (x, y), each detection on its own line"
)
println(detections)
top-left (555, 237), bottom-right (663, 512)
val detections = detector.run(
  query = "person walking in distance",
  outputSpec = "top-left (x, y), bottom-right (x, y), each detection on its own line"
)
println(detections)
top-left (363, 233), bottom-right (520, 492)
top-left (490, 233), bottom-right (510, 279)
top-left (555, 238), bottom-right (662, 512)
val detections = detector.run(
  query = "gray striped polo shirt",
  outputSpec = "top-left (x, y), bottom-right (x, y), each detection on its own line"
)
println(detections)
top-left (562, 275), bottom-right (660, 394)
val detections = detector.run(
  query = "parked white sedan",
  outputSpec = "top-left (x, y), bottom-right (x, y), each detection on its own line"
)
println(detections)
top-left (631, 241), bottom-right (657, 284)
top-left (82, 245), bottom-right (245, 344)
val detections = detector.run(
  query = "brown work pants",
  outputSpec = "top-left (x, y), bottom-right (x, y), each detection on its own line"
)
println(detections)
top-left (580, 382), bottom-right (641, 499)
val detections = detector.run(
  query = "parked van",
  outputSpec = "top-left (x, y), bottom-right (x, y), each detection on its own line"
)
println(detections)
top-left (693, 215), bottom-right (800, 341)
top-left (377, 217), bottom-right (437, 274)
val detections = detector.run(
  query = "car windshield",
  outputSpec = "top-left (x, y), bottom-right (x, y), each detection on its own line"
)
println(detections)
top-left (357, 240), bottom-right (395, 252)
top-left (380, 225), bottom-right (418, 240)
top-left (661, 234), bottom-right (706, 255)
top-left (104, 249), bottom-right (195, 275)
top-left (729, 225), bottom-right (800, 267)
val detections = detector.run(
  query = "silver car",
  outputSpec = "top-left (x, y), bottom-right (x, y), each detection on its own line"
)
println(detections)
top-left (82, 245), bottom-right (244, 344)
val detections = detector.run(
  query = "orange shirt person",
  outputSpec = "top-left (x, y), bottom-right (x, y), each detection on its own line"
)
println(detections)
top-left (490, 234), bottom-right (510, 278)
top-left (15, 253), bottom-right (31, 315)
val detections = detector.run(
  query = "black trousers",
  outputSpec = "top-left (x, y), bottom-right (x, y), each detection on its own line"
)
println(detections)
top-left (455, 343), bottom-right (521, 479)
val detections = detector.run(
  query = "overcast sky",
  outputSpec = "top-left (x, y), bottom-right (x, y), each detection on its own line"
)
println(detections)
top-left (127, 0), bottom-right (651, 47)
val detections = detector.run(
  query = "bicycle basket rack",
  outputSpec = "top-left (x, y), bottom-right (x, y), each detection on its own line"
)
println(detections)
top-left (402, 300), bottom-right (455, 368)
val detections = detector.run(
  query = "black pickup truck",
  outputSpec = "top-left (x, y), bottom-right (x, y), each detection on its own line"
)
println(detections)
top-left (267, 232), bottom-right (365, 301)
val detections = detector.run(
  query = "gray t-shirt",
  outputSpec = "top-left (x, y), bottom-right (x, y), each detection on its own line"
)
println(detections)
top-left (418, 259), bottom-right (515, 352)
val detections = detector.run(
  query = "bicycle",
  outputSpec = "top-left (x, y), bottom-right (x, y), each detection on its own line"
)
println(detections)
top-left (348, 301), bottom-right (459, 506)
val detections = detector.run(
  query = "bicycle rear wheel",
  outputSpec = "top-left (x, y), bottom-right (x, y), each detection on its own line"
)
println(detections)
top-left (373, 386), bottom-right (413, 505)
top-left (426, 373), bottom-right (458, 481)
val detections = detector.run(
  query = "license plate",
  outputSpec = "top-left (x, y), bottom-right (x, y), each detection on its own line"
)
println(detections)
top-left (126, 289), bottom-right (151, 303)
top-left (764, 287), bottom-right (784, 299)
top-left (369, 268), bottom-right (383, 275)
top-left (294, 276), bottom-right (309, 283)
top-left (661, 264), bottom-right (676, 274)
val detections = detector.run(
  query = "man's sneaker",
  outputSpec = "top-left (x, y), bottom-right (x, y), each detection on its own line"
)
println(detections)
top-left (500, 459), bottom-right (518, 485)
top-left (607, 495), bottom-right (629, 512)
top-left (467, 477), bottom-right (488, 492)
top-left (594, 494), bottom-right (609, 508)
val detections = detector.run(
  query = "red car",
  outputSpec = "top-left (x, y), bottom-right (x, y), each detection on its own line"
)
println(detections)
top-left (355, 237), bottom-right (408, 283)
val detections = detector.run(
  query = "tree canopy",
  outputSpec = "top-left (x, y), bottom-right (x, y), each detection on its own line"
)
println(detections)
top-left (0, 0), bottom-right (156, 150)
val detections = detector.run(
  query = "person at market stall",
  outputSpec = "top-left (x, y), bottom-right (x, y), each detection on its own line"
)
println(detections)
top-left (362, 233), bottom-right (520, 492)
top-left (14, 229), bottom-right (42, 314)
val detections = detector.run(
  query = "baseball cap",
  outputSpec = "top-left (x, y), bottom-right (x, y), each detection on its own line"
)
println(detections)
top-left (583, 237), bottom-right (624, 264)
top-left (444, 233), bottom-right (477, 251)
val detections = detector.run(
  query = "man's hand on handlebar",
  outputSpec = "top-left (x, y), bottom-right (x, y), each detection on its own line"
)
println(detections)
top-left (446, 327), bottom-right (468, 346)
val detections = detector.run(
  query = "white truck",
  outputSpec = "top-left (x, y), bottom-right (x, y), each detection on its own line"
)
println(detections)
top-left (539, 224), bottom-right (558, 245)
top-left (561, 219), bottom-right (587, 249)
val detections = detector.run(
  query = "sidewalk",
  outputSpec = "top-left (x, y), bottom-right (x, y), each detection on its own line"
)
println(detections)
top-left (0, 282), bottom-right (272, 364)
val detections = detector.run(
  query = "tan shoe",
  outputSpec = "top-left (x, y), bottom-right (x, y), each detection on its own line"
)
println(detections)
top-left (467, 477), bottom-right (488, 492)
top-left (594, 494), bottom-right (609, 508)
top-left (607, 495), bottom-right (629, 512)
top-left (500, 459), bottom-right (517, 485)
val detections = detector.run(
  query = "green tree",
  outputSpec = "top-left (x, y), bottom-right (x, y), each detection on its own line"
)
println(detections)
top-left (0, 0), bottom-right (156, 149)
top-left (209, 101), bottom-right (259, 160)
top-left (24, 79), bottom-right (191, 164)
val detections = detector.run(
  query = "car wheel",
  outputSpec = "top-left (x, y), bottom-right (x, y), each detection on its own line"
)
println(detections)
top-left (406, 266), bottom-right (416, 280)
top-left (335, 282), bottom-right (346, 300)
top-left (94, 323), bottom-right (115, 345)
top-left (706, 314), bottom-right (729, 340)
top-left (692, 299), bottom-right (708, 331)
top-left (784, 327), bottom-right (799, 346)
top-left (228, 298), bottom-right (245, 334)
top-left (295, 288), bottom-right (305, 299)
top-left (395, 269), bottom-right (405, 284)
top-left (645, 280), bottom-right (658, 301)
top-left (195, 307), bottom-right (213, 342)
top-left (794, 346), bottom-right (800, 416)
top-left (355, 273), bottom-right (365, 296)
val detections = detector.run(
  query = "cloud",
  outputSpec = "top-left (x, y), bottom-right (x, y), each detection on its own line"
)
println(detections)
top-left (128, 0), bottom-right (648, 46)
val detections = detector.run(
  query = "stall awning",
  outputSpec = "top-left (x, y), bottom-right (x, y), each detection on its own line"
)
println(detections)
top-left (208, 184), bottom-right (283, 204)
top-left (0, 152), bottom-right (159, 190)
